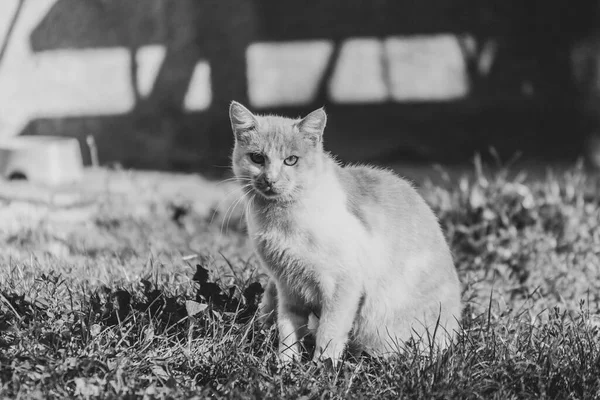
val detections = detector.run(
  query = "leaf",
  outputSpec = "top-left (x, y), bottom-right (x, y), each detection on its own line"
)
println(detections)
top-left (243, 282), bottom-right (264, 307)
top-left (74, 378), bottom-right (101, 397)
top-left (192, 265), bottom-right (210, 284)
top-left (151, 365), bottom-right (170, 381)
top-left (185, 300), bottom-right (208, 317)
top-left (143, 326), bottom-right (155, 344)
top-left (199, 282), bottom-right (226, 306)
top-left (90, 323), bottom-right (102, 338)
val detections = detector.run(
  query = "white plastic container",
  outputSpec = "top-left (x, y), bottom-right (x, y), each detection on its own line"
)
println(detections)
top-left (0, 136), bottom-right (84, 186)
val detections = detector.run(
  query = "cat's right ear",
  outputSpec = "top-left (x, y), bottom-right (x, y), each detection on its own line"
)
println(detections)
top-left (229, 101), bottom-right (257, 141)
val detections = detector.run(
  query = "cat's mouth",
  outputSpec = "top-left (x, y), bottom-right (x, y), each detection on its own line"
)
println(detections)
top-left (253, 183), bottom-right (282, 199)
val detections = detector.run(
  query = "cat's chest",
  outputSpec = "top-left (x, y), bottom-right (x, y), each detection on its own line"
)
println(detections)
top-left (248, 194), bottom-right (365, 271)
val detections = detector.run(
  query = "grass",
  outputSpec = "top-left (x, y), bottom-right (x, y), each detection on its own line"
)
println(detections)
top-left (1, 160), bottom-right (600, 399)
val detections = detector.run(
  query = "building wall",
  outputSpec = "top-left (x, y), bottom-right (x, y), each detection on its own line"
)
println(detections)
top-left (0, 0), bottom-right (595, 170)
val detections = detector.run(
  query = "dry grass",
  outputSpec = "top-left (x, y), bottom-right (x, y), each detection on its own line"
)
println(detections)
top-left (1, 161), bottom-right (599, 399)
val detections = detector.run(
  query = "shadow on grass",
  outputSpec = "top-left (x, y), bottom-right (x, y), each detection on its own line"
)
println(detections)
top-left (82, 264), bottom-right (263, 335)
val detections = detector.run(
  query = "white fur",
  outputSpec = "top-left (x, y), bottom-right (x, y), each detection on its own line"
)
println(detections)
top-left (229, 102), bottom-right (462, 365)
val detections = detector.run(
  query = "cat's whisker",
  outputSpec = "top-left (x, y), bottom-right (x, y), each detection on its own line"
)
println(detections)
top-left (210, 183), bottom-right (253, 226)
top-left (240, 192), bottom-right (250, 225)
top-left (224, 191), bottom-right (251, 236)
top-left (220, 186), bottom-right (252, 236)
top-left (224, 192), bottom-right (248, 236)
top-left (241, 193), bottom-right (256, 228)
top-left (249, 194), bottom-right (256, 216)
top-left (218, 185), bottom-right (251, 227)
top-left (215, 176), bottom-right (253, 186)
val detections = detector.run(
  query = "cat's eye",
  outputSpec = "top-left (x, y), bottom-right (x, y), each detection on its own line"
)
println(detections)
top-left (249, 153), bottom-right (265, 164)
top-left (284, 155), bottom-right (298, 166)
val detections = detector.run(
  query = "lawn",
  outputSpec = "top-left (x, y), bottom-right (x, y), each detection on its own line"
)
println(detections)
top-left (1, 160), bottom-right (599, 399)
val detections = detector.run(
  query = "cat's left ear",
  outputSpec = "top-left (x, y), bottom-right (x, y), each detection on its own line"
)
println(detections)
top-left (297, 107), bottom-right (327, 144)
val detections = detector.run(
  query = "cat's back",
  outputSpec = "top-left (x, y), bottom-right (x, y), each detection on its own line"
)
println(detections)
top-left (336, 163), bottom-right (458, 305)
top-left (336, 164), bottom-right (438, 231)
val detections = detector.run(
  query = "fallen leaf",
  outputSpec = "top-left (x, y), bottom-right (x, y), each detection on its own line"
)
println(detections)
top-left (185, 300), bottom-right (208, 317)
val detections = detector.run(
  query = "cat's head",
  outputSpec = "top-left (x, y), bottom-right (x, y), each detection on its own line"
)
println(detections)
top-left (229, 101), bottom-right (327, 202)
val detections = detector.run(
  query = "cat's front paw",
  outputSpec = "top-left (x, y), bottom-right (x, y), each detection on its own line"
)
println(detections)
top-left (312, 343), bottom-right (344, 368)
top-left (256, 308), bottom-right (275, 329)
top-left (256, 280), bottom-right (277, 328)
top-left (312, 352), bottom-right (341, 369)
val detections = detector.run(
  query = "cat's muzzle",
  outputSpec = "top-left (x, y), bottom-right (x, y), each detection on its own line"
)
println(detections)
top-left (254, 181), bottom-right (280, 198)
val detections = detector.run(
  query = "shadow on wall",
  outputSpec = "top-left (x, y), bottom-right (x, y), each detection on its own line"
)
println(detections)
top-left (36, 0), bottom-right (255, 170)
top-left (0, 0), bottom-right (597, 171)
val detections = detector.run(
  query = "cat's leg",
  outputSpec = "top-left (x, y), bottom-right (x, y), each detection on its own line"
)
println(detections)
top-left (346, 340), bottom-right (365, 361)
top-left (277, 292), bottom-right (309, 364)
top-left (313, 283), bottom-right (362, 366)
top-left (307, 311), bottom-right (319, 335)
top-left (257, 279), bottom-right (277, 327)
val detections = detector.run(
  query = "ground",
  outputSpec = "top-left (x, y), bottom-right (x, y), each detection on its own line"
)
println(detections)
top-left (0, 160), bottom-right (599, 399)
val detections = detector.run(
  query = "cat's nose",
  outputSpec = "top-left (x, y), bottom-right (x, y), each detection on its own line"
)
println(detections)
top-left (263, 179), bottom-right (273, 190)
top-left (263, 175), bottom-right (277, 186)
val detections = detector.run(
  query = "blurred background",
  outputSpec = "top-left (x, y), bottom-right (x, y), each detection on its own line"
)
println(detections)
top-left (1, 0), bottom-right (600, 174)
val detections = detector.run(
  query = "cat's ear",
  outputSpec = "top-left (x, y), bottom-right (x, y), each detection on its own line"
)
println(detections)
top-left (297, 107), bottom-right (327, 144)
top-left (229, 101), bottom-right (257, 140)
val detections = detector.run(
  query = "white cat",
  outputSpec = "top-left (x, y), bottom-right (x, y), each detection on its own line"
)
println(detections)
top-left (229, 101), bottom-right (461, 365)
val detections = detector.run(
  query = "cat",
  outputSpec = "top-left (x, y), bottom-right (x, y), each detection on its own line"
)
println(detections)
top-left (229, 101), bottom-right (462, 365)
